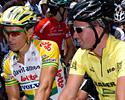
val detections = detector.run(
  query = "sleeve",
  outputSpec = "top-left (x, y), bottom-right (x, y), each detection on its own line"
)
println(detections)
top-left (69, 48), bottom-right (86, 75)
top-left (2, 54), bottom-right (18, 86)
top-left (117, 49), bottom-right (125, 77)
top-left (40, 40), bottom-right (60, 68)
top-left (33, 18), bottom-right (49, 39)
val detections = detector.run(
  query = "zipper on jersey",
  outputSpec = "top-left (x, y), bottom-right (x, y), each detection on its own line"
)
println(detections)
top-left (100, 58), bottom-right (103, 77)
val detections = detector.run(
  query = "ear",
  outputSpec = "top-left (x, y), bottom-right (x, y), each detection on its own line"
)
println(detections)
top-left (26, 27), bottom-right (34, 40)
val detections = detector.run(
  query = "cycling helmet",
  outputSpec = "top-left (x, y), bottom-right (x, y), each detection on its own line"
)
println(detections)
top-left (0, 6), bottom-right (37, 26)
top-left (47, 0), bottom-right (71, 8)
top-left (71, 0), bottom-right (114, 51)
top-left (121, 0), bottom-right (125, 7)
top-left (72, 0), bottom-right (102, 22)
top-left (114, 4), bottom-right (125, 22)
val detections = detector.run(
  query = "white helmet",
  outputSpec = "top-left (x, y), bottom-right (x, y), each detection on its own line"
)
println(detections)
top-left (114, 3), bottom-right (125, 22)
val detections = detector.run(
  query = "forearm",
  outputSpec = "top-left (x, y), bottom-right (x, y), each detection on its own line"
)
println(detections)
top-left (35, 84), bottom-right (52, 100)
top-left (58, 75), bottom-right (83, 100)
top-left (6, 85), bottom-right (20, 100)
top-left (35, 87), bottom-right (46, 100)
top-left (116, 76), bottom-right (125, 100)
top-left (35, 67), bottom-right (57, 100)
top-left (58, 89), bottom-right (76, 100)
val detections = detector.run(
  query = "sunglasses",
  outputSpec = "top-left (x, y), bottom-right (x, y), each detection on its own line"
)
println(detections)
top-left (73, 26), bottom-right (91, 33)
top-left (3, 29), bottom-right (26, 37)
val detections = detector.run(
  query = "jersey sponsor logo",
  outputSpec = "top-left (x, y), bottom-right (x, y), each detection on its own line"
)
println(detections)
top-left (116, 62), bottom-right (122, 72)
top-left (50, 26), bottom-right (65, 36)
top-left (102, 88), bottom-right (115, 95)
top-left (56, 69), bottom-right (64, 88)
top-left (94, 81), bottom-right (116, 87)
top-left (13, 66), bottom-right (25, 76)
top-left (27, 57), bottom-right (38, 62)
top-left (70, 61), bottom-right (77, 70)
top-left (31, 51), bottom-right (36, 56)
top-left (89, 66), bottom-right (95, 72)
top-left (25, 65), bottom-right (40, 71)
top-left (44, 58), bottom-right (56, 63)
top-left (40, 41), bottom-right (52, 51)
top-left (107, 67), bottom-right (115, 73)
top-left (21, 73), bottom-right (38, 82)
top-left (13, 65), bottom-right (40, 76)
top-left (107, 62), bottom-right (122, 73)
top-left (21, 81), bottom-right (39, 90)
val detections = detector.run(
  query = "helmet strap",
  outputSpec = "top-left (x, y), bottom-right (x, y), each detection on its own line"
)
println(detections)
top-left (89, 22), bottom-right (105, 51)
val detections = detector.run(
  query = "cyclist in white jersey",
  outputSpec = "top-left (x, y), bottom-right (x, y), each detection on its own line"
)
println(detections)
top-left (0, 6), bottom-right (65, 100)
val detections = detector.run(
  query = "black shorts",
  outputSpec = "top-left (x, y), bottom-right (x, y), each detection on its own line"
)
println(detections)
top-left (80, 78), bottom-right (99, 100)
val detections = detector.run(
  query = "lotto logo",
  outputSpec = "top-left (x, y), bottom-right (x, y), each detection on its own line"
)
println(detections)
top-left (56, 69), bottom-right (64, 88)
top-left (40, 41), bottom-right (52, 51)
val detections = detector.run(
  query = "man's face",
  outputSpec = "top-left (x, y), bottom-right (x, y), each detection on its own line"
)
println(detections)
top-left (4, 26), bottom-right (28, 51)
top-left (73, 21), bottom-right (96, 50)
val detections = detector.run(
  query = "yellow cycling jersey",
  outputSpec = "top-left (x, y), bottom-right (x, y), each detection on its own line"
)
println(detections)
top-left (2, 39), bottom-right (65, 100)
top-left (70, 35), bottom-right (125, 100)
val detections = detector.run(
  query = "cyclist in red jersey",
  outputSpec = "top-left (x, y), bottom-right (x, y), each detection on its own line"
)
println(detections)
top-left (33, 0), bottom-right (76, 66)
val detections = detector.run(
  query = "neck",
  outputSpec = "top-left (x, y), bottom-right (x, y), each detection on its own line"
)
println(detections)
top-left (93, 33), bottom-right (108, 58)
top-left (18, 42), bottom-right (30, 57)
top-left (54, 12), bottom-right (62, 22)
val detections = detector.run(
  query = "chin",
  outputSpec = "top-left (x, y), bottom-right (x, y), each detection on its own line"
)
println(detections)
top-left (80, 46), bottom-right (90, 50)
top-left (80, 46), bottom-right (85, 50)
top-left (10, 48), bottom-right (18, 52)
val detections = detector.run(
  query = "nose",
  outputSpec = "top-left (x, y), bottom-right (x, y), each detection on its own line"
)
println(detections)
top-left (73, 31), bottom-right (79, 39)
top-left (8, 35), bottom-right (14, 42)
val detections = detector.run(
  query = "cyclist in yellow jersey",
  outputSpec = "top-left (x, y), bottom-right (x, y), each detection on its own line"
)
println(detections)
top-left (58, 0), bottom-right (125, 100)
top-left (0, 6), bottom-right (65, 100)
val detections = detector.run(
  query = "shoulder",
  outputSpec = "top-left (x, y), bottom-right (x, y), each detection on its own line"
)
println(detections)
top-left (75, 48), bottom-right (87, 56)
top-left (35, 18), bottom-right (50, 33)
top-left (39, 17), bottom-right (50, 24)
top-left (33, 39), bottom-right (59, 52)
top-left (3, 51), bottom-right (13, 62)
top-left (2, 51), bottom-right (13, 71)
top-left (108, 35), bottom-right (125, 48)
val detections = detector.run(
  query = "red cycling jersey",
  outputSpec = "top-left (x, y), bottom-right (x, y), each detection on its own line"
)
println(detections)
top-left (33, 17), bottom-right (71, 52)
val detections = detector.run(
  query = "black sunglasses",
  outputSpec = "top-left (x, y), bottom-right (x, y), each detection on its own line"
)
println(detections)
top-left (73, 26), bottom-right (91, 33)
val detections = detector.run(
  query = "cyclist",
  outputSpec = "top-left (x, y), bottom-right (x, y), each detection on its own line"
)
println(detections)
top-left (33, 0), bottom-right (76, 66)
top-left (0, 6), bottom-right (65, 100)
top-left (58, 0), bottom-right (125, 100)
top-left (111, 1), bottom-right (125, 41)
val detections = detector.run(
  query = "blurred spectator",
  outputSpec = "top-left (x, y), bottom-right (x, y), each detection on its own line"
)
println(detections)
top-left (111, 1), bottom-right (125, 41)
top-left (39, 0), bottom-right (48, 18)
top-left (2, 0), bottom-right (26, 12)
top-left (25, 0), bottom-right (42, 16)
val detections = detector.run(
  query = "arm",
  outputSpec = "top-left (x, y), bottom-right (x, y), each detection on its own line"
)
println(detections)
top-left (64, 37), bottom-right (76, 65)
top-left (58, 74), bottom-right (83, 100)
top-left (76, 89), bottom-right (88, 100)
top-left (116, 76), bottom-right (125, 100)
top-left (5, 84), bottom-right (20, 100)
top-left (34, 66), bottom-right (57, 100)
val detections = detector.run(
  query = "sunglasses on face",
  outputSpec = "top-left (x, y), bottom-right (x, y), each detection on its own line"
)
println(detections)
top-left (73, 26), bottom-right (91, 33)
top-left (3, 29), bottom-right (26, 37)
